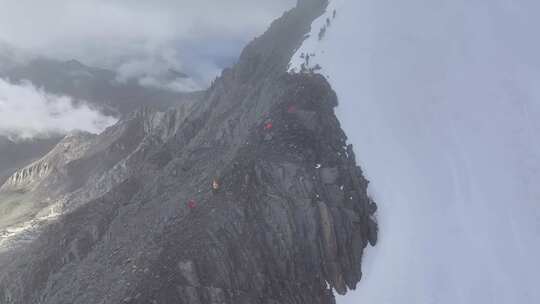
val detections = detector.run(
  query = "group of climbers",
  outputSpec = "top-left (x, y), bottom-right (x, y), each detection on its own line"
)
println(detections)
top-left (262, 103), bottom-right (299, 135)
top-left (186, 178), bottom-right (221, 210)
top-left (186, 103), bottom-right (301, 210)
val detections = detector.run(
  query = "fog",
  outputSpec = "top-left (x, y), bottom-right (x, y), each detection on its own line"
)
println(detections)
top-left (0, 79), bottom-right (117, 139)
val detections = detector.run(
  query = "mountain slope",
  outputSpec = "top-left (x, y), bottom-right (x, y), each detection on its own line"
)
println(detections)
top-left (0, 1), bottom-right (377, 303)
top-left (0, 136), bottom-right (60, 185)
top-left (291, 0), bottom-right (540, 303)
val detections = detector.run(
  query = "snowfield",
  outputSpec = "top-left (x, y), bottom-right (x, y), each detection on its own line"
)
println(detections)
top-left (291, 0), bottom-right (540, 303)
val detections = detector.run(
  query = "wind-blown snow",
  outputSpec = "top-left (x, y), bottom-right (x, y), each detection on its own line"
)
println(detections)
top-left (292, 0), bottom-right (540, 303)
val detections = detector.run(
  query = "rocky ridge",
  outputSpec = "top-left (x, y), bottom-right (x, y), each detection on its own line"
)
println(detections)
top-left (0, 1), bottom-right (377, 303)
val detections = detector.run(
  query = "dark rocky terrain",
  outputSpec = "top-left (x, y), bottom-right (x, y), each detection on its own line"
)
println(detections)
top-left (0, 0), bottom-right (377, 303)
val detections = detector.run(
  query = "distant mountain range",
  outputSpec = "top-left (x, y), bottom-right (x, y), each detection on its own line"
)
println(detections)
top-left (0, 57), bottom-right (200, 116)
top-left (0, 54), bottom-right (200, 185)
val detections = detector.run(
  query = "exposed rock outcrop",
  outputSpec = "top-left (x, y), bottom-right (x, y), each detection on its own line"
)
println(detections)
top-left (0, 136), bottom-right (60, 186)
top-left (0, 1), bottom-right (377, 303)
top-left (1, 132), bottom-right (95, 192)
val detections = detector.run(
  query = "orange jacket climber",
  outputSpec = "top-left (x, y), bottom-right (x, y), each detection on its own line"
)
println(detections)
top-left (212, 178), bottom-right (220, 192)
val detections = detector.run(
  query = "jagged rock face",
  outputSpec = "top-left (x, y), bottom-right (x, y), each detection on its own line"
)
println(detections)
top-left (0, 1), bottom-right (377, 303)
top-left (0, 136), bottom-right (61, 185)
top-left (135, 74), bottom-right (377, 304)
top-left (0, 104), bottom-right (193, 234)
top-left (1, 132), bottom-right (96, 193)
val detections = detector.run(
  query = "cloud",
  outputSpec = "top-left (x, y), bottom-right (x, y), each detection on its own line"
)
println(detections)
top-left (0, 0), bottom-right (295, 89)
top-left (0, 79), bottom-right (117, 139)
top-left (0, 42), bottom-right (30, 72)
top-left (138, 76), bottom-right (201, 93)
top-left (114, 49), bottom-right (207, 92)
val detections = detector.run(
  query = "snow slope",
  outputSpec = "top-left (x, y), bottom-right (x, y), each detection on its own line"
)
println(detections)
top-left (291, 0), bottom-right (540, 303)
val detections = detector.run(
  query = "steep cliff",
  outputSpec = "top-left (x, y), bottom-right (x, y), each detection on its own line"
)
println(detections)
top-left (291, 0), bottom-right (540, 303)
top-left (0, 1), bottom-right (376, 303)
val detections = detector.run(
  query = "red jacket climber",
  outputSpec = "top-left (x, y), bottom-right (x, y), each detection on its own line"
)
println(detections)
top-left (187, 200), bottom-right (197, 209)
top-left (264, 122), bottom-right (273, 130)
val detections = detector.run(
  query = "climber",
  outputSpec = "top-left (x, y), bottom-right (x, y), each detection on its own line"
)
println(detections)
top-left (264, 121), bottom-right (273, 131)
top-left (187, 199), bottom-right (197, 210)
top-left (212, 178), bottom-right (220, 193)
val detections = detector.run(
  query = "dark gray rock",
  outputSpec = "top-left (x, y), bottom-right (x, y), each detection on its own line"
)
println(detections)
top-left (320, 167), bottom-right (339, 184)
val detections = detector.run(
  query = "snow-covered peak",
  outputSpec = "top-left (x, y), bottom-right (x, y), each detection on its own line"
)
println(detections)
top-left (292, 0), bottom-right (540, 303)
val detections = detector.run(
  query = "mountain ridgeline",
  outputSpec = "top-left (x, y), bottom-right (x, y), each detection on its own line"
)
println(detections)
top-left (0, 1), bottom-right (377, 303)
top-left (0, 46), bottom-right (199, 187)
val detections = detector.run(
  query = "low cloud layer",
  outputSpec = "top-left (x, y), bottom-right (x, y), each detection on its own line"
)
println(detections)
top-left (0, 0), bottom-right (295, 89)
top-left (0, 79), bottom-right (117, 139)
top-left (114, 52), bottom-right (206, 92)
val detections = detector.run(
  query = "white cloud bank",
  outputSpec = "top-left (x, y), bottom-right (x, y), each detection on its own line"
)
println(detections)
top-left (0, 79), bottom-right (117, 139)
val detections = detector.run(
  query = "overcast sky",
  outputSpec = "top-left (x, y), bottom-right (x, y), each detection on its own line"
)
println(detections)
top-left (0, 0), bottom-right (295, 85)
